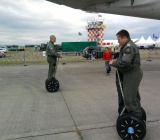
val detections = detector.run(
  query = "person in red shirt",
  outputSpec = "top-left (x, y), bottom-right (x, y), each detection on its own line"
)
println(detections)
top-left (103, 47), bottom-right (112, 75)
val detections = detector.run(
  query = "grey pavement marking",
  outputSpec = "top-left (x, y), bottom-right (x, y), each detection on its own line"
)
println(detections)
top-left (59, 89), bottom-right (83, 140)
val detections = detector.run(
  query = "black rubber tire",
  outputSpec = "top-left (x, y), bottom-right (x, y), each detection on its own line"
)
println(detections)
top-left (45, 78), bottom-right (59, 92)
top-left (116, 114), bottom-right (146, 140)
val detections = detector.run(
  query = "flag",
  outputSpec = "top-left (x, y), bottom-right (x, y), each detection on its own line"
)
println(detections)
top-left (78, 32), bottom-right (82, 36)
top-left (153, 34), bottom-right (158, 39)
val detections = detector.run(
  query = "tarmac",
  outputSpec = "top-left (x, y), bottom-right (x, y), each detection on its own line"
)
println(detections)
top-left (0, 60), bottom-right (160, 140)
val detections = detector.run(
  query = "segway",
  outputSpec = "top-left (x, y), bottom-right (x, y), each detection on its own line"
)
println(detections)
top-left (116, 70), bottom-right (146, 140)
top-left (45, 58), bottom-right (60, 92)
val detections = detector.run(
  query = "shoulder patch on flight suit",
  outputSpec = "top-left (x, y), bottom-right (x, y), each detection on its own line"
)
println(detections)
top-left (49, 46), bottom-right (54, 50)
top-left (125, 47), bottom-right (131, 54)
top-left (127, 43), bottom-right (130, 46)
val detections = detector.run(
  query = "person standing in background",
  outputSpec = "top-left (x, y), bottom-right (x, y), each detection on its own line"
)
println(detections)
top-left (103, 47), bottom-right (112, 75)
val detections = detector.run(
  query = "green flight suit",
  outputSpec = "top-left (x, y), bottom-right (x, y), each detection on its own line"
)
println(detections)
top-left (112, 39), bottom-right (143, 117)
top-left (46, 41), bottom-right (60, 80)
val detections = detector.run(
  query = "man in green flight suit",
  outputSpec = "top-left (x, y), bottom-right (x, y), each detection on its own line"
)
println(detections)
top-left (46, 35), bottom-right (61, 80)
top-left (109, 29), bottom-right (143, 117)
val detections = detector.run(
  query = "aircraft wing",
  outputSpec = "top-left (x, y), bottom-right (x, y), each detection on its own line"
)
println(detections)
top-left (46, 0), bottom-right (160, 20)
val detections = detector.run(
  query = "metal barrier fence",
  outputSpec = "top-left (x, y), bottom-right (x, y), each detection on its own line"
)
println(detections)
top-left (139, 49), bottom-right (160, 60)
top-left (0, 51), bottom-right (47, 65)
top-left (86, 50), bottom-right (160, 60)
top-left (1, 50), bottom-right (160, 65)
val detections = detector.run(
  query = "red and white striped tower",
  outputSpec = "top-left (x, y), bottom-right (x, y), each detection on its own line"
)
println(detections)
top-left (86, 15), bottom-right (106, 46)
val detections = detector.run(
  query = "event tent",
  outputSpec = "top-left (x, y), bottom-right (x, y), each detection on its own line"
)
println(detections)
top-left (155, 37), bottom-right (160, 47)
top-left (136, 36), bottom-right (147, 46)
top-left (145, 36), bottom-right (155, 45)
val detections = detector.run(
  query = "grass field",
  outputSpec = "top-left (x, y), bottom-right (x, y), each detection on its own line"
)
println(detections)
top-left (0, 47), bottom-right (90, 65)
top-left (0, 47), bottom-right (160, 66)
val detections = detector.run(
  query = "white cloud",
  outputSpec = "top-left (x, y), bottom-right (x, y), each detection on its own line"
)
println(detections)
top-left (0, 0), bottom-right (160, 45)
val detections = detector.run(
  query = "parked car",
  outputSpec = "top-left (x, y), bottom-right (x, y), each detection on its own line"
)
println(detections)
top-left (139, 46), bottom-right (145, 49)
top-left (83, 46), bottom-right (115, 59)
top-left (8, 47), bottom-right (18, 51)
top-left (144, 45), bottom-right (154, 50)
top-left (0, 52), bottom-right (6, 58)
top-left (0, 48), bottom-right (7, 53)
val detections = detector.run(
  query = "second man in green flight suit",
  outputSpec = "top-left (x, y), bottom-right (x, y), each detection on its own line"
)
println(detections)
top-left (109, 29), bottom-right (143, 117)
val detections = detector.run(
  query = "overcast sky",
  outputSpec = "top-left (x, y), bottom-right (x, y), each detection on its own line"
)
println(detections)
top-left (0, 0), bottom-right (160, 45)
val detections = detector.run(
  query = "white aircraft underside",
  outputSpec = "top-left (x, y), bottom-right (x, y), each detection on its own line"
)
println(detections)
top-left (46, 0), bottom-right (160, 20)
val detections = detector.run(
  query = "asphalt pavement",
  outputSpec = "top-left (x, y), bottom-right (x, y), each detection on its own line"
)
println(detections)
top-left (0, 60), bottom-right (160, 140)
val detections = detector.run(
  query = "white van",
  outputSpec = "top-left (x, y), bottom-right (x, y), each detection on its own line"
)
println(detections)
top-left (0, 46), bottom-right (8, 53)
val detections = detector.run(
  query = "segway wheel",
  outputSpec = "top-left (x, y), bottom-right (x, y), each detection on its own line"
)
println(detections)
top-left (45, 78), bottom-right (59, 92)
top-left (116, 114), bottom-right (146, 140)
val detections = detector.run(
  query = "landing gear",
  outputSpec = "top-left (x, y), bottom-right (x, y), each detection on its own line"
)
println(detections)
top-left (45, 78), bottom-right (59, 92)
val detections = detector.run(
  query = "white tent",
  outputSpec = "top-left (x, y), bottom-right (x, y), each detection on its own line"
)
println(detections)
top-left (155, 37), bottom-right (160, 47)
top-left (136, 36), bottom-right (147, 46)
top-left (145, 36), bottom-right (155, 45)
